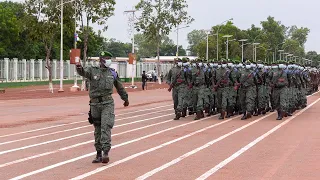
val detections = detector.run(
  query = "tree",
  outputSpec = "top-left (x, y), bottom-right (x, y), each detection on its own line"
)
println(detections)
top-left (287, 25), bottom-right (310, 47)
top-left (261, 16), bottom-right (287, 60)
top-left (135, 0), bottom-right (193, 84)
top-left (77, 0), bottom-right (116, 90)
top-left (0, 1), bottom-right (22, 58)
top-left (24, 0), bottom-right (71, 93)
top-left (187, 30), bottom-right (206, 56)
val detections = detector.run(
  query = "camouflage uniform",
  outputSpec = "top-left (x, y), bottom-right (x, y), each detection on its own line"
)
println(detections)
top-left (191, 60), bottom-right (206, 120)
top-left (76, 51), bottom-right (128, 164)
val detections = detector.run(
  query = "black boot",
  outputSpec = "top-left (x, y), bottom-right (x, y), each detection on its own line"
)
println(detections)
top-left (253, 109), bottom-right (259, 116)
top-left (241, 112), bottom-right (247, 120)
top-left (219, 111), bottom-right (225, 120)
top-left (188, 107), bottom-right (194, 115)
top-left (92, 151), bottom-right (102, 163)
top-left (181, 108), bottom-right (187, 118)
top-left (194, 111), bottom-right (202, 120)
top-left (276, 110), bottom-right (283, 120)
top-left (174, 112), bottom-right (181, 120)
top-left (102, 150), bottom-right (110, 164)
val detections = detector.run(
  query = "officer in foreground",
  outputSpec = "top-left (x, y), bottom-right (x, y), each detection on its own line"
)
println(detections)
top-left (76, 51), bottom-right (129, 164)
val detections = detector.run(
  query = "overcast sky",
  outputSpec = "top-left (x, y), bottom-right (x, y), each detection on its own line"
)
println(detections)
top-left (11, 0), bottom-right (320, 53)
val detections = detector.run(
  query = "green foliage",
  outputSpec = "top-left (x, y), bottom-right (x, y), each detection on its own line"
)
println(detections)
top-left (187, 30), bottom-right (206, 56)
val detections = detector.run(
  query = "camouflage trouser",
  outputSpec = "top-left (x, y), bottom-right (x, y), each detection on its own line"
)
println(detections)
top-left (228, 86), bottom-right (237, 109)
top-left (217, 87), bottom-right (229, 111)
top-left (193, 85), bottom-right (205, 112)
top-left (266, 86), bottom-right (271, 108)
top-left (203, 87), bottom-right (212, 109)
top-left (90, 98), bottom-right (115, 152)
top-left (185, 87), bottom-right (193, 110)
top-left (273, 87), bottom-right (288, 111)
top-left (239, 86), bottom-right (257, 112)
top-left (287, 87), bottom-right (296, 110)
top-left (296, 87), bottom-right (302, 107)
top-left (175, 84), bottom-right (188, 112)
top-left (301, 88), bottom-right (307, 106)
top-left (257, 85), bottom-right (267, 109)
top-left (172, 87), bottom-right (179, 112)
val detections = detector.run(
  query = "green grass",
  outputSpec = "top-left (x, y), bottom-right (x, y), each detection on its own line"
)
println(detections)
top-left (0, 80), bottom-right (82, 89)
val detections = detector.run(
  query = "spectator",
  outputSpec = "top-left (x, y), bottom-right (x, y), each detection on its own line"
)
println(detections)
top-left (142, 71), bottom-right (147, 90)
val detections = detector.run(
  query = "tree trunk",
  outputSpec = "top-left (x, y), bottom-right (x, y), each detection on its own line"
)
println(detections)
top-left (46, 52), bottom-right (53, 93)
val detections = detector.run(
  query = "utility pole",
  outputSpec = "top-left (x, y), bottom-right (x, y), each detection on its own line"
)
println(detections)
top-left (124, 9), bottom-right (137, 88)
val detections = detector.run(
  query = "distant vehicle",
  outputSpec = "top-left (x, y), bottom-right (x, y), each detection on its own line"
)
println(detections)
top-left (145, 70), bottom-right (157, 82)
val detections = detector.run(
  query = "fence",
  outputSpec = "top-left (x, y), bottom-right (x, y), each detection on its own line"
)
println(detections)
top-left (0, 58), bottom-right (174, 82)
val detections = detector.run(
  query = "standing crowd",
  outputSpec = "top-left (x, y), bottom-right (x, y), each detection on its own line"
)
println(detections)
top-left (166, 58), bottom-right (320, 121)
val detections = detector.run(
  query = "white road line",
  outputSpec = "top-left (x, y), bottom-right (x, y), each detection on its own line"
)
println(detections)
top-left (9, 115), bottom-right (222, 180)
top-left (195, 98), bottom-right (320, 180)
top-left (0, 109), bottom-right (173, 146)
top-left (69, 116), bottom-right (238, 180)
top-left (0, 119), bottom-right (173, 168)
top-left (135, 112), bottom-right (275, 180)
top-left (0, 113), bottom-right (174, 156)
top-left (0, 104), bottom-right (172, 139)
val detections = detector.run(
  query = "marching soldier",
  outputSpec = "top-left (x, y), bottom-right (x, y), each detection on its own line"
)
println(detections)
top-left (76, 51), bottom-right (129, 164)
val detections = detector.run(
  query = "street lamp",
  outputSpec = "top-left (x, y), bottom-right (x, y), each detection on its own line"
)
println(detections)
top-left (175, 25), bottom-right (189, 57)
top-left (278, 50), bottom-right (284, 60)
top-left (252, 42), bottom-right (260, 62)
top-left (57, 0), bottom-right (76, 93)
top-left (223, 35), bottom-right (233, 60)
top-left (216, 18), bottom-right (233, 60)
top-left (124, 9), bottom-right (137, 88)
top-left (203, 29), bottom-right (211, 61)
top-left (239, 39), bottom-right (248, 62)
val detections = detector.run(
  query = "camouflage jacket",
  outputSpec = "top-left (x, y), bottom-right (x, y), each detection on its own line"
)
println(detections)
top-left (76, 66), bottom-right (128, 102)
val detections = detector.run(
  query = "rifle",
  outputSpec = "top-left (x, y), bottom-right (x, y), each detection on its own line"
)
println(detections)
top-left (213, 69), bottom-right (230, 91)
top-left (234, 70), bottom-right (255, 90)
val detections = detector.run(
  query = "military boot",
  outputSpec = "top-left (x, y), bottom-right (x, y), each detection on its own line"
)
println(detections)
top-left (241, 112), bottom-right (247, 120)
top-left (253, 109), bottom-right (259, 116)
top-left (181, 108), bottom-right (187, 118)
top-left (246, 112), bottom-right (252, 119)
top-left (194, 111), bottom-right (202, 120)
top-left (102, 150), bottom-right (110, 164)
top-left (188, 107), bottom-right (194, 115)
top-left (276, 110), bottom-right (283, 120)
top-left (174, 112), bottom-right (181, 120)
top-left (200, 111), bottom-right (205, 118)
top-left (219, 111), bottom-right (225, 120)
top-left (92, 151), bottom-right (102, 163)
top-left (261, 108), bottom-right (266, 115)
top-left (266, 107), bottom-right (271, 112)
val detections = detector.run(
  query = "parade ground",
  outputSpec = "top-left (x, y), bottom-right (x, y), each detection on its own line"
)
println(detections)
top-left (0, 85), bottom-right (320, 180)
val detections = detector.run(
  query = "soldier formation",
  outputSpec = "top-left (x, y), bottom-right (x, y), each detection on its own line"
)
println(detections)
top-left (166, 58), bottom-right (320, 121)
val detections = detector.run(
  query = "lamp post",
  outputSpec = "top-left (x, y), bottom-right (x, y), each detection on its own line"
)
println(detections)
top-left (239, 39), bottom-right (248, 62)
top-left (223, 35), bottom-right (233, 60)
top-left (216, 18), bottom-right (233, 60)
top-left (124, 9), bottom-right (137, 88)
top-left (203, 29), bottom-right (211, 61)
top-left (175, 25), bottom-right (189, 57)
top-left (278, 50), bottom-right (284, 60)
top-left (57, 0), bottom-right (76, 93)
top-left (252, 42), bottom-right (260, 62)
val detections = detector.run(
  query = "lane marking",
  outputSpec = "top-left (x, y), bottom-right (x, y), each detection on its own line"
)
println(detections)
top-left (0, 104), bottom-right (172, 139)
top-left (69, 116), bottom-right (238, 180)
top-left (0, 113), bottom-right (174, 156)
top-left (135, 113), bottom-right (274, 179)
top-left (0, 119), bottom-right (173, 168)
top-left (9, 115), bottom-right (223, 180)
top-left (195, 97), bottom-right (320, 180)
top-left (0, 109), bottom-right (173, 146)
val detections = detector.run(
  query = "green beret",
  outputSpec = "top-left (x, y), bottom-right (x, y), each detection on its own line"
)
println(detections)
top-left (100, 51), bottom-right (113, 57)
